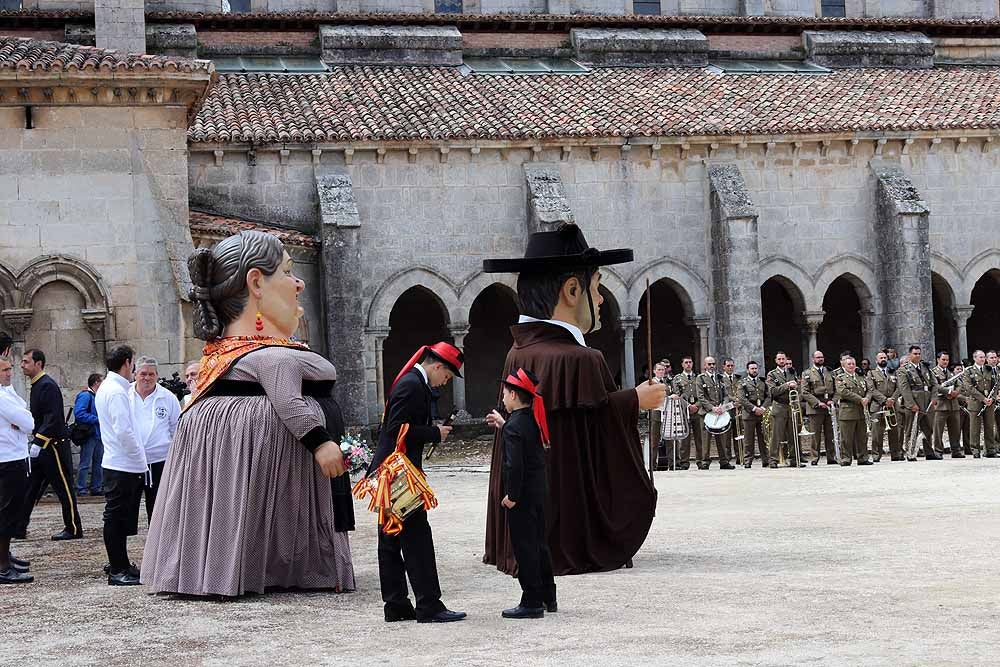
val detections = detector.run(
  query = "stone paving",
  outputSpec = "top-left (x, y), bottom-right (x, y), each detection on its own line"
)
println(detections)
top-left (4, 458), bottom-right (999, 666)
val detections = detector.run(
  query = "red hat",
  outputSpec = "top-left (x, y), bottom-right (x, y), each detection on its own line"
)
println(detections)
top-left (389, 342), bottom-right (464, 397)
top-left (503, 367), bottom-right (550, 447)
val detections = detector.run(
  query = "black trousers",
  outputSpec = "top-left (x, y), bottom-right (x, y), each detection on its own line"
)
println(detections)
top-left (377, 509), bottom-right (446, 619)
top-left (18, 439), bottom-right (82, 536)
top-left (144, 461), bottom-right (166, 525)
top-left (103, 468), bottom-right (145, 572)
top-left (0, 460), bottom-right (28, 539)
top-left (507, 501), bottom-right (555, 608)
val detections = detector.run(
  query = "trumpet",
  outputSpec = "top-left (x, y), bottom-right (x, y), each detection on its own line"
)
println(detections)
top-left (788, 387), bottom-right (812, 467)
top-left (733, 403), bottom-right (745, 465)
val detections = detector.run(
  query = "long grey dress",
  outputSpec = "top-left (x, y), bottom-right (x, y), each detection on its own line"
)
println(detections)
top-left (142, 346), bottom-right (355, 596)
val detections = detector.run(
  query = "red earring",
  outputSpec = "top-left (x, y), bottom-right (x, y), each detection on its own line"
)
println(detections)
top-left (255, 310), bottom-right (264, 332)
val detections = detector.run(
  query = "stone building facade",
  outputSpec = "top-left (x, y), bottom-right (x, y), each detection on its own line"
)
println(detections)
top-left (2, 8), bottom-right (1000, 424)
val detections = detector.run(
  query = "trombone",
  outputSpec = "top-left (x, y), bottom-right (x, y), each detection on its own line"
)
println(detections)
top-left (788, 386), bottom-right (812, 467)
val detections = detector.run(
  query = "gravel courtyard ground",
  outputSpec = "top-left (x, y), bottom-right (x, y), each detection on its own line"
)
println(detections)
top-left (4, 457), bottom-right (999, 667)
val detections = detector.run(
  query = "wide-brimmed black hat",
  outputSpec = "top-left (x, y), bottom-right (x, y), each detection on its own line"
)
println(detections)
top-left (483, 223), bottom-right (633, 273)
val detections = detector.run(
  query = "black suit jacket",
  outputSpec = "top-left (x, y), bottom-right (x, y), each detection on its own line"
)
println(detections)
top-left (30, 374), bottom-right (68, 445)
top-left (369, 368), bottom-right (441, 474)
top-left (502, 407), bottom-right (547, 506)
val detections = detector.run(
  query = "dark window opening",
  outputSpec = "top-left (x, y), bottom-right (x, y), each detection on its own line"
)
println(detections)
top-left (0, 0), bottom-right (22, 9)
top-left (821, 0), bottom-right (846, 17)
top-left (435, 0), bottom-right (462, 12)
top-left (634, 0), bottom-right (661, 15)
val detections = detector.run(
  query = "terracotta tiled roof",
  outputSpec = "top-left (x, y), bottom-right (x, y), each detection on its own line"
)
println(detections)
top-left (0, 35), bottom-right (212, 73)
top-left (189, 210), bottom-right (318, 248)
top-left (189, 66), bottom-right (1000, 144)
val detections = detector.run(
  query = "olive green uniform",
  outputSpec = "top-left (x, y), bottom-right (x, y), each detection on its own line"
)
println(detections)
top-left (670, 372), bottom-right (701, 470)
top-left (865, 366), bottom-right (900, 461)
top-left (897, 361), bottom-right (938, 459)
top-left (960, 365), bottom-right (997, 457)
top-left (931, 365), bottom-right (962, 457)
top-left (801, 365), bottom-right (837, 464)
top-left (737, 375), bottom-right (770, 468)
top-left (696, 372), bottom-right (732, 469)
top-left (834, 372), bottom-right (871, 465)
top-left (765, 367), bottom-right (797, 467)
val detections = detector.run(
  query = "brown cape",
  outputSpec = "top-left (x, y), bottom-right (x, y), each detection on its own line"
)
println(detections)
top-left (483, 322), bottom-right (657, 576)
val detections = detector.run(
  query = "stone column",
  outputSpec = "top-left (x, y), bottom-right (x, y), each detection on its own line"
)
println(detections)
top-left (449, 324), bottom-right (469, 413)
top-left (689, 315), bottom-right (711, 363)
top-left (802, 310), bottom-right (824, 358)
top-left (95, 0), bottom-right (146, 53)
top-left (370, 327), bottom-right (390, 412)
top-left (708, 164), bottom-right (763, 368)
top-left (317, 172), bottom-right (368, 425)
top-left (860, 309), bottom-right (876, 362)
top-left (2, 309), bottom-right (32, 399)
top-left (871, 161), bottom-right (933, 356)
top-left (954, 305), bottom-right (975, 362)
top-left (620, 315), bottom-right (640, 388)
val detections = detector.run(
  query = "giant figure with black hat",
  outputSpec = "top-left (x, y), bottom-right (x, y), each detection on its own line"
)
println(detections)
top-left (482, 223), bottom-right (666, 575)
top-left (368, 341), bottom-right (468, 623)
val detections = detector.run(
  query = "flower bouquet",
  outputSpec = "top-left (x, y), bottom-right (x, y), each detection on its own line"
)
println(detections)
top-left (339, 433), bottom-right (373, 481)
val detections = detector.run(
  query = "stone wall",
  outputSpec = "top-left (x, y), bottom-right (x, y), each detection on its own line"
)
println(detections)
top-left (95, 0), bottom-right (145, 53)
top-left (0, 106), bottom-right (196, 397)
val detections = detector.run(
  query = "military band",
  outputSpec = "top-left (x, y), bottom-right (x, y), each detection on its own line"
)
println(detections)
top-left (650, 344), bottom-right (1000, 471)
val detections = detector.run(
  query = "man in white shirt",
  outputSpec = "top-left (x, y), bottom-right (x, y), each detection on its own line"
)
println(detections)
top-left (95, 345), bottom-right (144, 586)
top-left (130, 357), bottom-right (180, 523)
top-left (0, 346), bottom-right (35, 584)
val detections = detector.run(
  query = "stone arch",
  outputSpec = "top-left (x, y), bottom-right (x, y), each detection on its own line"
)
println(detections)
top-left (760, 275), bottom-right (809, 370)
top-left (758, 255), bottom-right (814, 311)
top-left (930, 252), bottom-right (963, 304)
top-left (0, 262), bottom-right (18, 311)
top-left (367, 266), bottom-right (459, 329)
top-left (17, 255), bottom-right (111, 313)
top-left (960, 249), bottom-right (1000, 305)
top-left (456, 271), bottom-right (517, 324)
top-left (626, 258), bottom-right (709, 318)
top-left (812, 255), bottom-right (877, 312)
top-left (817, 272), bottom-right (872, 365)
top-left (464, 282), bottom-right (519, 417)
top-left (931, 271), bottom-right (957, 358)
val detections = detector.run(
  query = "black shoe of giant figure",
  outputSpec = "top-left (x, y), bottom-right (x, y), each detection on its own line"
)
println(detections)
top-left (0, 568), bottom-right (34, 584)
top-left (9, 555), bottom-right (29, 568)
top-left (417, 609), bottom-right (467, 623)
top-left (51, 529), bottom-right (82, 541)
top-left (502, 605), bottom-right (544, 619)
top-left (108, 570), bottom-right (141, 586)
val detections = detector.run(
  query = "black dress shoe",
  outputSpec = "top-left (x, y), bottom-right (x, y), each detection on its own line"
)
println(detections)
top-left (810, 460), bottom-right (818, 466)
top-left (677, 464), bottom-right (690, 470)
top-left (840, 462), bottom-right (852, 466)
top-left (952, 453), bottom-right (966, 458)
top-left (973, 451), bottom-right (982, 458)
top-left (108, 570), bottom-right (141, 586)
top-left (545, 600), bottom-right (557, 613)
top-left (384, 606), bottom-right (417, 622)
top-left (52, 529), bottom-right (82, 541)
top-left (502, 605), bottom-right (544, 619)
top-left (9, 555), bottom-right (29, 568)
top-left (0, 568), bottom-right (33, 584)
top-left (720, 463), bottom-right (735, 470)
top-left (417, 609), bottom-right (467, 623)
top-left (925, 453), bottom-right (942, 460)
top-left (744, 463), bottom-right (752, 469)
top-left (769, 462), bottom-right (778, 469)
top-left (906, 457), bottom-right (917, 462)
top-left (985, 452), bottom-right (998, 458)
top-left (858, 460), bottom-right (874, 466)
top-left (826, 460), bottom-right (838, 465)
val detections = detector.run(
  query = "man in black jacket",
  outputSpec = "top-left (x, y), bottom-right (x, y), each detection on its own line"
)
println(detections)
top-left (369, 342), bottom-right (465, 624)
top-left (17, 349), bottom-right (82, 540)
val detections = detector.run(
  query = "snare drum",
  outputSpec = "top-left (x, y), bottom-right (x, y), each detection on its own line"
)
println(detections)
top-left (704, 411), bottom-right (732, 435)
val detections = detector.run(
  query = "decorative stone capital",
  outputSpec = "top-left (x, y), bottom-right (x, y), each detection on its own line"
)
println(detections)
top-left (619, 315), bottom-right (641, 331)
top-left (1, 308), bottom-right (32, 339)
top-left (953, 304), bottom-right (976, 325)
top-left (367, 326), bottom-right (391, 345)
top-left (81, 309), bottom-right (108, 342)
top-left (687, 316), bottom-right (711, 330)
top-left (802, 310), bottom-right (826, 331)
top-left (448, 323), bottom-right (471, 344)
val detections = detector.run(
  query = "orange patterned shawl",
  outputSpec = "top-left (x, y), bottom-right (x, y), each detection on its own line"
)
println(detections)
top-left (185, 335), bottom-right (309, 411)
